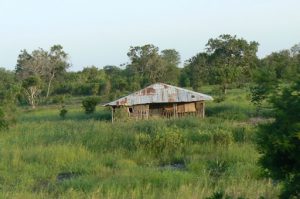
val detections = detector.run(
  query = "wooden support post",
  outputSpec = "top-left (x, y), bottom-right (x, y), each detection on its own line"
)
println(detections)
top-left (202, 102), bottom-right (205, 118)
top-left (173, 104), bottom-right (177, 119)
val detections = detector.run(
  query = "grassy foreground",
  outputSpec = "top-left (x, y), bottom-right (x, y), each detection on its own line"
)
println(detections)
top-left (0, 89), bottom-right (279, 198)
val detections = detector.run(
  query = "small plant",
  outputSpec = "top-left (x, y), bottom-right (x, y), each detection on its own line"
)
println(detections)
top-left (232, 127), bottom-right (246, 143)
top-left (214, 94), bottom-right (226, 103)
top-left (212, 87), bottom-right (226, 103)
top-left (82, 97), bottom-right (99, 114)
top-left (212, 130), bottom-right (232, 146)
top-left (114, 107), bottom-right (130, 122)
top-left (206, 190), bottom-right (226, 199)
top-left (59, 105), bottom-right (68, 118)
top-left (207, 159), bottom-right (229, 179)
top-left (206, 190), bottom-right (246, 199)
top-left (135, 128), bottom-right (186, 164)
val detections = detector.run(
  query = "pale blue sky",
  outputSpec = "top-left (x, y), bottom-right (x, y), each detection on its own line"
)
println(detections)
top-left (0, 0), bottom-right (300, 71)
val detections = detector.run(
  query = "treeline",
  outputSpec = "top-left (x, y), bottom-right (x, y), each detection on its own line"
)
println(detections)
top-left (0, 34), bottom-right (299, 109)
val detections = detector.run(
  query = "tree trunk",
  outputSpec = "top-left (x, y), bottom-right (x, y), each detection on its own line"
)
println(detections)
top-left (46, 73), bottom-right (55, 98)
top-left (222, 84), bottom-right (228, 95)
top-left (28, 87), bottom-right (36, 109)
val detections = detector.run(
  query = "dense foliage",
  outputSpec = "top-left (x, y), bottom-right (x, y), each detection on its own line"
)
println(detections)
top-left (82, 97), bottom-right (99, 114)
top-left (2, 35), bottom-right (298, 110)
top-left (0, 68), bottom-right (19, 130)
top-left (256, 79), bottom-right (300, 198)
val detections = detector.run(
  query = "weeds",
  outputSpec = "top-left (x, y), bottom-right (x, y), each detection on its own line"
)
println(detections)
top-left (0, 88), bottom-right (280, 198)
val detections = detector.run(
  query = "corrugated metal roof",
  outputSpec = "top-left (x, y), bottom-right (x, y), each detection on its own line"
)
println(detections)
top-left (104, 83), bottom-right (213, 106)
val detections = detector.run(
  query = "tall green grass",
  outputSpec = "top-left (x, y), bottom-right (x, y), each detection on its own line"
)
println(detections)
top-left (0, 88), bottom-right (279, 198)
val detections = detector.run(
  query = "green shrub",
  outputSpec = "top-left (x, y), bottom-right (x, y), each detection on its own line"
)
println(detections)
top-left (51, 95), bottom-right (70, 105)
top-left (207, 159), bottom-right (229, 179)
top-left (187, 130), bottom-right (212, 143)
top-left (206, 190), bottom-right (247, 199)
top-left (59, 106), bottom-right (68, 118)
top-left (82, 97), bottom-right (99, 114)
top-left (114, 107), bottom-right (130, 122)
top-left (214, 94), bottom-right (226, 103)
top-left (205, 190), bottom-right (226, 199)
top-left (134, 120), bottom-right (164, 134)
top-left (135, 129), bottom-right (186, 164)
top-left (232, 127), bottom-right (246, 143)
top-left (256, 79), bottom-right (300, 198)
top-left (212, 130), bottom-right (232, 146)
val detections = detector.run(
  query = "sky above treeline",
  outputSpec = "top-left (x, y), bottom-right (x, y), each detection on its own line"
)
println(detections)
top-left (0, 0), bottom-right (300, 71)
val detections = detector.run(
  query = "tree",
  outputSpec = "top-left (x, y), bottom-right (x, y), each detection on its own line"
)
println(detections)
top-left (250, 64), bottom-right (278, 111)
top-left (21, 76), bottom-right (41, 109)
top-left (206, 34), bottom-right (259, 94)
top-left (161, 49), bottom-right (180, 66)
top-left (0, 68), bottom-right (19, 129)
top-left (104, 65), bottom-right (128, 93)
top-left (15, 45), bottom-right (70, 98)
top-left (262, 50), bottom-right (294, 80)
top-left (16, 48), bottom-right (49, 79)
top-left (81, 66), bottom-right (108, 95)
top-left (46, 45), bottom-right (70, 97)
top-left (291, 43), bottom-right (300, 56)
top-left (127, 44), bottom-right (165, 86)
top-left (256, 78), bottom-right (300, 198)
top-left (0, 68), bottom-right (19, 104)
top-left (184, 52), bottom-right (209, 90)
top-left (161, 49), bottom-right (181, 85)
top-left (127, 44), bottom-right (181, 87)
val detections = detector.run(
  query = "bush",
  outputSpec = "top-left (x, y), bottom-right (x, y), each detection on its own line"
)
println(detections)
top-left (51, 95), bottom-right (70, 105)
top-left (135, 129), bottom-right (186, 164)
top-left (232, 127), bottom-right (246, 143)
top-left (114, 107), bottom-right (130, 122)
top-left (134, 120), bottom-right (163, 134)
top-left (82, 97), bottom-right (99, 114)
top-left (207, 159), bottom-right (229, 179)
top-left (214, 94), bottom-right (226, 103)
top-left (256, 79), bottom-right (300, 198)
top-left (187, 130), bottom-right (212, 143)
top-left (206, 190), bottom-right (247, 199)
top-left (212, 87), bottom-right (226, 103)
top-left (212, 130), bottom-right (232, 146)
top-left (59, 106), bottom-right (68, 118)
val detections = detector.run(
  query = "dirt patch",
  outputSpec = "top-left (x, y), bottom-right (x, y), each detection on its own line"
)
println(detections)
top-left (57, 172), bottom-right (80, 182)
top-left (160, 163), bottom-right (186, 170)
top-left (248, 117), bottom-right (274, 125)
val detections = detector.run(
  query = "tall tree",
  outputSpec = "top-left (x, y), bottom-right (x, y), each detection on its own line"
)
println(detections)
top-left (206, 34), bottom-right (259, 94)
top-left (15, 45), bottom-right (69, 98)
top-left (127, 44), bottom-right (165, 86)
top-left (184, 52), bottom-right (209, 90)
top-left (256, 78), bottom-right (300, 198)
top-left (262, 50), bottom-right (294, 80)
top-left (161, 49), bottom-right (181, 85)
top-left (46, 45), bottom-right (70, 97)
top-left (16, 48), bottom-right (49, 79)
top-left (161, 49), bottom-right (180, 66)
top-left (0, 68), bottom-right (19, 129)
top-left (127, 44), bottom-right (181, 86)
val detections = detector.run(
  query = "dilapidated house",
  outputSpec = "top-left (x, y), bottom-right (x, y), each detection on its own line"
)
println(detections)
top-left (104, 83), bottom-right (213, 121)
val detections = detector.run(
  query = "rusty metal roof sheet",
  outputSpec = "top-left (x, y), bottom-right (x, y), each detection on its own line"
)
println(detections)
top-left (104, 83), bottom-right (213, 106)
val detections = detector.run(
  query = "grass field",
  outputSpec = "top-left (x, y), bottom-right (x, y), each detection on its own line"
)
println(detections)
top-left (0, 88), bottom-right (280, 198)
